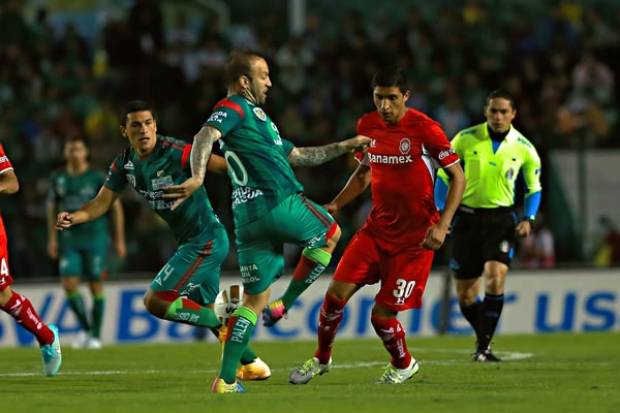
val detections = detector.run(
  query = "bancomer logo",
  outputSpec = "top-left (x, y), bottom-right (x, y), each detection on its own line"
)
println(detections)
top-left (368, 153), bottom-right (413, 164)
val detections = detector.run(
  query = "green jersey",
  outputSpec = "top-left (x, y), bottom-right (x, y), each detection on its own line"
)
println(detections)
top-left (104, 135), bottom-right (223, 243)
top-left (48, 169), bottom-right (108, 245)
top-left (440, 122), bottom-right (541, 208)
top-left (204, 94), bottom-right (303, 225)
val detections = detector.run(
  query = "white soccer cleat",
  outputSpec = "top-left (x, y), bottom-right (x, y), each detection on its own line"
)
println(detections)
top-left (71, 331), bottom-right (89, 349)
top-left (289, 357), bottom-right (332, 385)
top-left (86, 337), bottom-right (103, 350)
top-left (376, 358), bottom-right (419, 384)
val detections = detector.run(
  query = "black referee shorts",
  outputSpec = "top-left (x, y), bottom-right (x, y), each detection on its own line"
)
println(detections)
top-left (449, 206), bottom-right (519, 279)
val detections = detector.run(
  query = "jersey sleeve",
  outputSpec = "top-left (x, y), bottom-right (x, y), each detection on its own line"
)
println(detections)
top-left (0, 144), bottom-right (14, 174)
top-left (181, 143), bottom-right (192, 172)
top-left (281, 138), bottom-right (295, 156)
top-left (104, 156), bottom-right (127, 193)
top-left (204, 98), bottom-right (245, 136)
top-left (522, 142), bottom-right (542, 194)
top-left (423, 122), bottom-right (460, 168)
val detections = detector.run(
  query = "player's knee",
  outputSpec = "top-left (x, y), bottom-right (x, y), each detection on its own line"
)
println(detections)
top-left (0, 287), bottom-right (12, 306)
top-left (327, 223), bottom-right (341, 245)
top-left (143, 290), bottom-right (171, 318)
top-left (327, 281), bottom-right (356, 302)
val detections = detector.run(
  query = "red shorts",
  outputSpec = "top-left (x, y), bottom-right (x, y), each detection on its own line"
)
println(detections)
top-left (333, 229), bottom-right (434, 311)
top-left (0, 228), bottom-right (13, 292)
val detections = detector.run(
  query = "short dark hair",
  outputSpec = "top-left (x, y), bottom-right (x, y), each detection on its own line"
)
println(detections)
top-left (224, 50), bottom-right (267, 86)
top-left (120, 100), bottom-right (155, 126)
top-left (371, 67), bottom-right (409, 94)
top-left (485, 89), bottom-right (517, 109)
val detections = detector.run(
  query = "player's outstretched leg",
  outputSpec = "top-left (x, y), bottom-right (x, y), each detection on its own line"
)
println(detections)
top-left (145, 290), bottom-right (221, 329)
top-left (371, 311), bottom-right (418, 384)
top-left (0, 288), bottom-right (62, 376)
top-left (290, 289), bottom-right (349, 384)
top-left (263, 224), bottom-right (341, 327)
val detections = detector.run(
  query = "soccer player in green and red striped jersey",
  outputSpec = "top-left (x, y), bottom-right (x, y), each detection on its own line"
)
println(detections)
top-left (56, 101), bottom-right (269, 379)
top-left (164, 51), bottom-right (370, 393)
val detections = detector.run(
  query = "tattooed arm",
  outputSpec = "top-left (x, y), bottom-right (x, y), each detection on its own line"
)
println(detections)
top-left (162, 126), bottom-right (222, 208)
top-left (189, 126), bottom-right (222, 182)
top-left (288, 135), bottom-right (371, 166)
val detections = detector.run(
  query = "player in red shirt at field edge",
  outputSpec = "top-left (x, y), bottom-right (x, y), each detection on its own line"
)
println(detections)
top-left (289, 67), bottom-right (465, 384)
top-left (0, 143), bottom-right (62, 376)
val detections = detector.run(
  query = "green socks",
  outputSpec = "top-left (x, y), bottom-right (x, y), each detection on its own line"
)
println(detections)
top-left (164, 296), bottom-right (220, 328)
top-left (91, 294), bottom-right (105, 339)
top-left (67, 291), bottom-right (90, 332)
top-left (281, 248), bottom-right (331, 309)
top-left (220, 306), bottom-right (257, 383)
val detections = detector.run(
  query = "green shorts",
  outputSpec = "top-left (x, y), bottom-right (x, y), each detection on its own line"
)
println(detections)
top-left (59, 239), bottom-right (109, 280)
top-left (235, 193), bottom-right (336, 295)
top-left (150, 224), bottom-right (229, 305)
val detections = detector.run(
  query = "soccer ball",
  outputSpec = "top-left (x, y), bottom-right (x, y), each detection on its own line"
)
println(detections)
top-left (214, 284), bottom-right (244, 322)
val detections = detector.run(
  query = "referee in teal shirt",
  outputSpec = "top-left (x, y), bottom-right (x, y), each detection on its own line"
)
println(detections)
top-left (436, 90), bottom-right (542, 362)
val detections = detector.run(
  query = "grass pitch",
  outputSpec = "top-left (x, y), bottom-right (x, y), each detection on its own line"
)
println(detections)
top-left (1, 333), bottom-right (618, 413)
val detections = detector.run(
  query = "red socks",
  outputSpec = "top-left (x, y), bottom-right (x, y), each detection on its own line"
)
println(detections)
top-left (314, 293), bottom-right (347, 364)
top-left (371, 315), bottom-right (412, 369)
top-left (2, 290), bottom-right (54, 345)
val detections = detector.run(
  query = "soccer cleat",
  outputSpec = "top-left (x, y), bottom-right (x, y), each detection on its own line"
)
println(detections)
top-left (40, 324), bottom-right (62, 377)
top-left (86, 337), bottom-right (103, 349)
top-left (289, 357), bottom-right (331, 385)
top-left (473, 348), bottom-right (502, 362)
top-left (211, 377), bottom-right (245, 393)
top-left (236, 357), bottom-right (271, 381)
top-left (71, 331), bottom-right (89, 349)
top-left (262, 299), bottom-right (287, 327)
top-left (376, 359), bottom-right (419, 384)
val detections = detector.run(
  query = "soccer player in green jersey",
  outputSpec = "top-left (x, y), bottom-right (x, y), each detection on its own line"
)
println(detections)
top-left (46, 137), bottom-right (126, 349)
top-left (164, 51), bottom-right (370, 393)
top-left (56, 101), bottom-right (270, 379)
top-left (435, 89), bottom-right (542, 362)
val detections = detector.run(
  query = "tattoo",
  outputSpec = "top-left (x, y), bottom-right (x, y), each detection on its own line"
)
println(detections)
top-left (191, 126), bottom-right (219, 180)
top-left (288, 143), bottom-right (345, 166)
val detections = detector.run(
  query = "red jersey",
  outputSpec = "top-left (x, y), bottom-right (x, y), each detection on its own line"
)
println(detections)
top-left (356, 109), bottom-right (459, 253)
top-left (1, 144), bottom-right (14, 274)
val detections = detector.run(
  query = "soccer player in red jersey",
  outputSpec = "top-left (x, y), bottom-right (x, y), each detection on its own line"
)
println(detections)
top-left (289, 67), bottom-right (465, 384)
top-left (0, 143), bottom-right (62, 376)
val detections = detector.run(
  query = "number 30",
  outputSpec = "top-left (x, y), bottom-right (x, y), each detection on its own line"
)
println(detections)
top-left (393, 278), bottom-right (416, 299)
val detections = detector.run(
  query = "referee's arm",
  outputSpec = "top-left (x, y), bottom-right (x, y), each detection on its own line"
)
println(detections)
top-left (516, 146), bottom-right (542, 237)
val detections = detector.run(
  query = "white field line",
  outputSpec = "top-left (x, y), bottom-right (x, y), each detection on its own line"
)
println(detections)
top-left (0, 349), bottom-right (534, 377)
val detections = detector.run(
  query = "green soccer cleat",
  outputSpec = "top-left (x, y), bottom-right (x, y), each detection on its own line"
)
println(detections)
top-left (40, 324), bottom-right (62, 377)
top-left (211, 377), bottom-right (245, 393)
top-left (376, 359), bottom-right (419, 384)
top-left (289, 357), bottom-right (332, 385)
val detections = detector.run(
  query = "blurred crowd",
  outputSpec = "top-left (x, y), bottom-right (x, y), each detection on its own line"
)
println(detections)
top-left (1, 0), bottom-right (619, 277)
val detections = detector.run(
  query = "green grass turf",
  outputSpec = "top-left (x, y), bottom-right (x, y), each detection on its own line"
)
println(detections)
top-left (1, 333), bottom-right (618, 413)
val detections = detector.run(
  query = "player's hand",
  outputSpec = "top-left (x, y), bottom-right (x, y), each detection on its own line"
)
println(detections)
top-left (161, 176), bottom-right (203, 211)
top-left (420, 223), bottom-right (449, 250)
top-left (324, 201), bottom-right (339, 216)
top-left (515, 220), bottom-right (532, 238)
top-left (47, 239), bottom-right (58, 259)
top-left (340, 135), bottom-right (372, 152)
top-left (56, 211), bottom-right (74, 230)
top-left (114, 239), bottom-right (127, 258)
